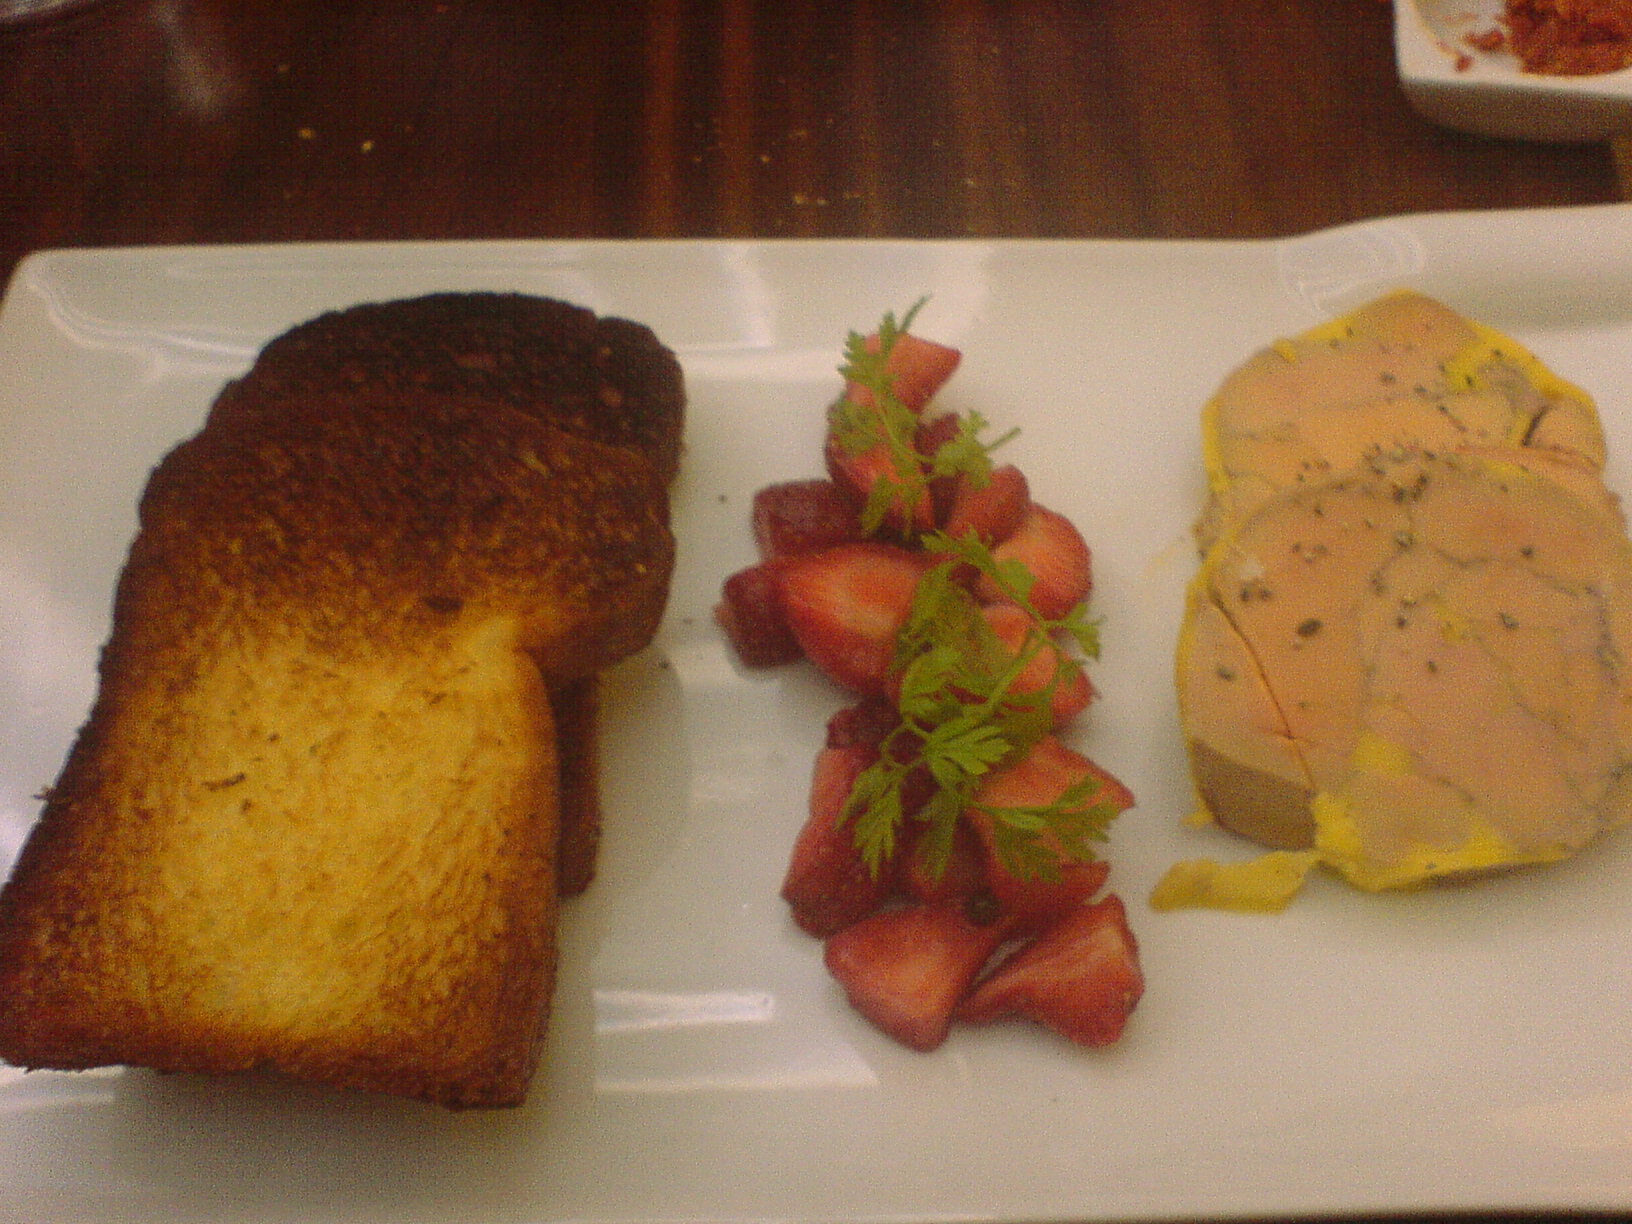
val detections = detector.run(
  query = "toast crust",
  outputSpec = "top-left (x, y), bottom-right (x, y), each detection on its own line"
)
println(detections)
top-left (212, 292), bottom-right (685, 483)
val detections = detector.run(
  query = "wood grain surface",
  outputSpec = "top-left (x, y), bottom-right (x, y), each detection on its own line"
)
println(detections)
top-left (0, 0), bottom-right (1624, 291)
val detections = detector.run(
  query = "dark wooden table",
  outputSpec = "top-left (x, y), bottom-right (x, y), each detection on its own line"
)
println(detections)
top-left (1, 0), bottom-right (1626, 292)
top-left (2, 2), bottom-right (1628, 1223)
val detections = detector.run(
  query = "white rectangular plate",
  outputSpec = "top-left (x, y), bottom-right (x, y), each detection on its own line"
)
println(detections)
top-left (5, 207), bottom-right (1632, 1223)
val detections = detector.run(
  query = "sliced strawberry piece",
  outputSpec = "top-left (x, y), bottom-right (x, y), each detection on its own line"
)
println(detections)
top-left (958, 894), bottom-right (1143, 1047)
top-left (896, 816), bottom-right (989, 906)
top-left (914, 410), bottom-right (962, 454)
top-left (978, 504), bottom-right (1092, 620)
top-left (978, 735), bottom-right (1130, 814)
top-left (915, 412), bottom-right (966, 527)
top-left (824, 435), bottom-right (937, 537)
top-left (782, 746), bottom-right (893, 938)
top-left (823, 899), bottom-right (1008, 1052)
top-left (967, 736), bottom-right (1130, 930)
top-left (943, 463), bottom-right (1030, 545)
top-left (753, 479), bottom-right (866, 558)
top-left (716, 561), bottom-right (800, 667)
top-left (913, 411), bottom-right (962, 473)
top-left (844, 331), bottom-right (962, 414)
top-left (981, 601), bottom-right (1093, 728)
top-left (974, 833), bottom-right (1110, 934)
top-left (825, 696), bottom-right (900, 751)
top-left (825, 704), bottom-right (938, 833)
top-left (777, 542), bottom-right (927, 696)
top-left (825, 353), bottom-right (960, 538)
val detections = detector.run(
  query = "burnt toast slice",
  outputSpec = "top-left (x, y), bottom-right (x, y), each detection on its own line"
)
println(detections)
top-left (212, 291), bottom-right (684, 483)
top-left (215, 293), bottom-right (685, 894)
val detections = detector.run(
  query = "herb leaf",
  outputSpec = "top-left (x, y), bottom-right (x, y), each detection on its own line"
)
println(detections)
top-left (825, 303), bottom-right (1118, 883)
top-left (827, 301), bottom-right (1012, 540)
top-left (974, 774), bottom-right (1118, 882)
top-left (842, 535), bottom-right (1105, 880)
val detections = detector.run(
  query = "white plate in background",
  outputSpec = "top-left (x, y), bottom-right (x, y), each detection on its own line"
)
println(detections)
top-left (4, 206), bottom-right (1632, 1223)
top-left (1396, 0), bottom-right (1632, 141)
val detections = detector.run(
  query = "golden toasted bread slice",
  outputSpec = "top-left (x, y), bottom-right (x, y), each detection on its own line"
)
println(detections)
top-left (0, 390), bottom-right (674, 1107)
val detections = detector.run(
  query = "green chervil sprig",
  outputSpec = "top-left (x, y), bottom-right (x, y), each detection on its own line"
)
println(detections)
top-left (973, 773), bottom-right (1118, 883)
top-left (927, 530), bottom-right (1101, 661)
top-left (843, 533), bottom-right (1112, 882)
top-left (827, 300), bottom-right (1016, 538)
top-left (826, 302), bottom-right (1115, 881)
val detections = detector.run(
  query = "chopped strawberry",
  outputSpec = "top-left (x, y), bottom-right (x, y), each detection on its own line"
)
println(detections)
top-left (975, 833), bottom-right (1110, 934)
top-left (979, 735), bottom-right (1129, 814)
top-left (913, 411), bottom-right (961, 469)
top-left (825, 353), bottom-right (961, 538)
top-left (844, 331), bottom-right (962, 414)
top-left (914, 410), bottom-right (962, 454)
top-left (977, 504), bottom-right (1092, 620)
top-left (824, 899), bottom-right (1008, 1052)
top-left (716, 561), bottom-right (800, 667)
top-left (943, 463), bottom-right (1031, 545)
top-left (896, 816), bottom-right (989, 906)
top-left (777, 542), bottom-right (927, 696)
top-left (1079, 754), bottom-right (1134, 813)
top-left (981, 601), bottom-right (1093, 728)
top-left (825, 696), bottom-right (900, 751)
top-left (915, 413), bottom-right (966, 527)
top-left (966, 736), bottom-right (1130, 930)
top-left (733, 313), bottom-right (1141, 1055)
top-left (958, 894), bottom-right (1143, 1047)
top-left (824, 435), bottom-right (938, 537)
top-left (782, 746), bottom-right (893, 937)
top-left (753, 479), bottom-right (866, 558)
